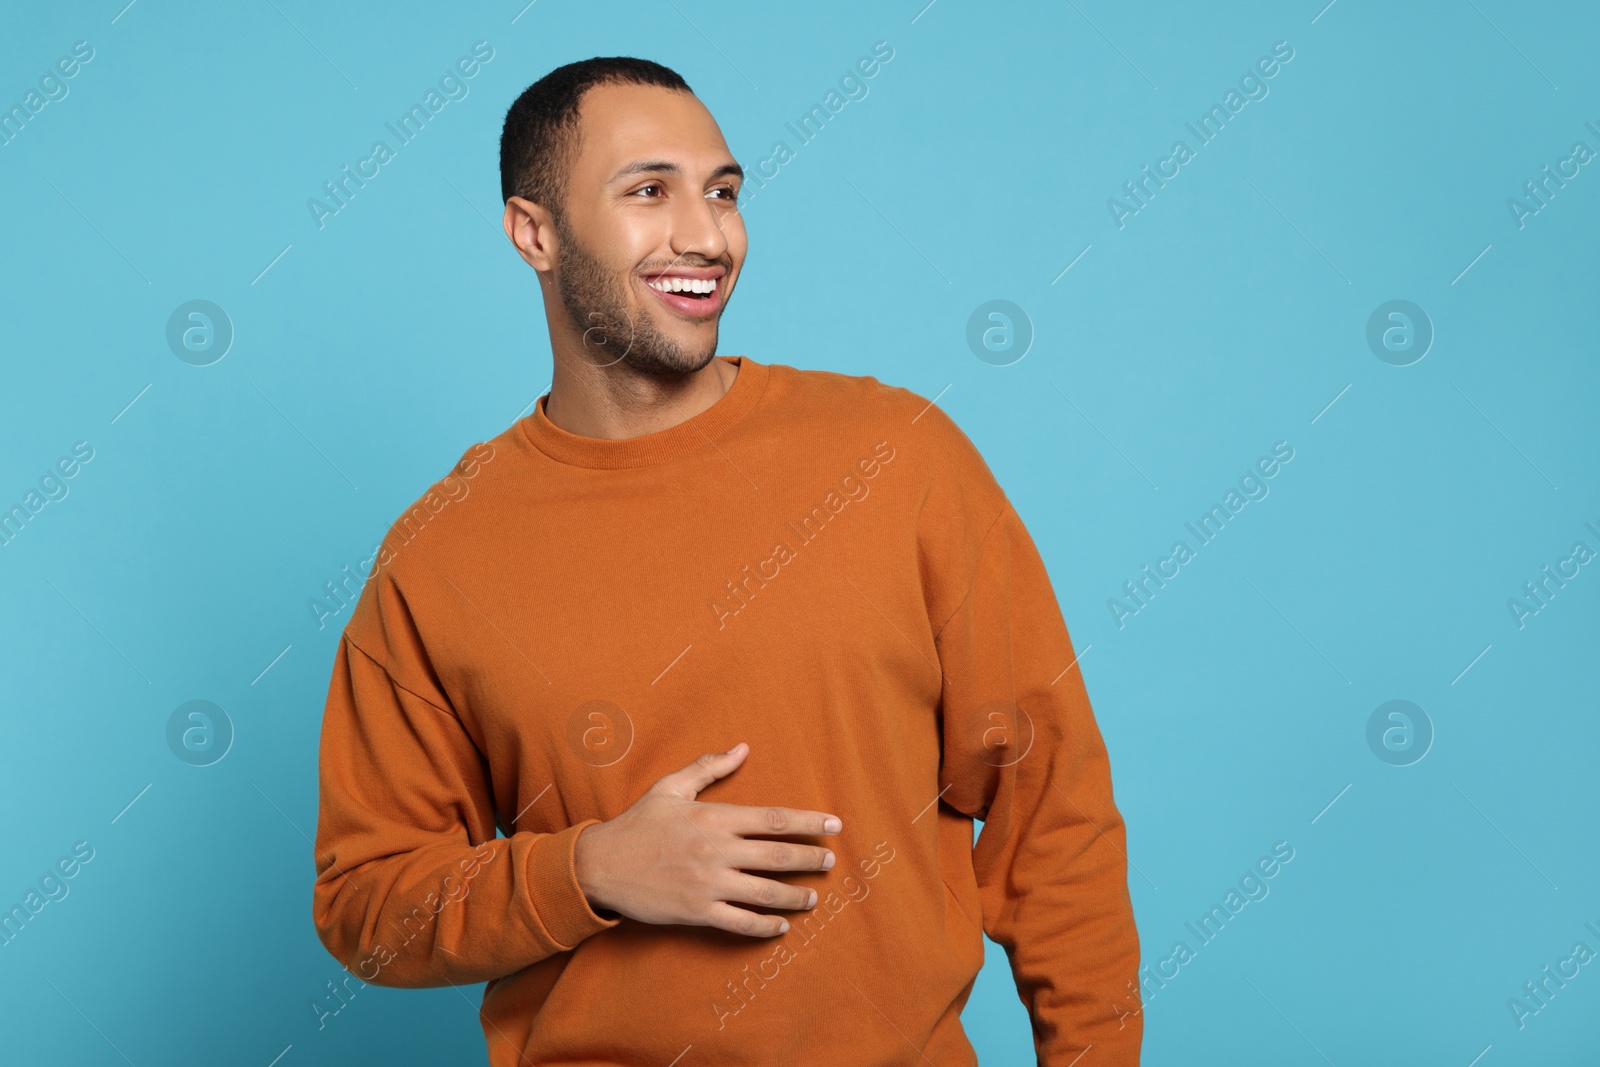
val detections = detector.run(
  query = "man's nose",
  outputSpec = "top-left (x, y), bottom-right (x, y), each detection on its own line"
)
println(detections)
top-left (668, 193), bottom-right (730, 262)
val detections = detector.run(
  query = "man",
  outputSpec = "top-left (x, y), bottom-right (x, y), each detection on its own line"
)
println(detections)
top-left (312, 56), bottom-right (1142, 1065)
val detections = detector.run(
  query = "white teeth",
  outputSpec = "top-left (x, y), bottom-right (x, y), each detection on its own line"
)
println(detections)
top-left (648, 276), bottom-right (718, 294)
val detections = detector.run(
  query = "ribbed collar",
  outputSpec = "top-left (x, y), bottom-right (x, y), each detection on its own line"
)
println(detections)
top-left (518, 355), bottom-right (769, 469)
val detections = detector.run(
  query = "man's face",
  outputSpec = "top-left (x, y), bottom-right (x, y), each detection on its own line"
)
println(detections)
top-left (550, 82), bottom-right (746, 377)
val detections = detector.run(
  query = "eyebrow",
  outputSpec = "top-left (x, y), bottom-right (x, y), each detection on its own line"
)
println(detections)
top-left (607, 159), bottom-right (745, 184)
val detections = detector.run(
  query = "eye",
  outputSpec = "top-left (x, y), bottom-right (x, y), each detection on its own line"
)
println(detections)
top-left (634, 182), bottom-right (664, 198)
top-left (708, 186), bottom-right (739, 202)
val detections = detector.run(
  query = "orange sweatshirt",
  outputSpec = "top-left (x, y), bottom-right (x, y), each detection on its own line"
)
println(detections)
top-left (312, 355), bottom-right (1142, 1065)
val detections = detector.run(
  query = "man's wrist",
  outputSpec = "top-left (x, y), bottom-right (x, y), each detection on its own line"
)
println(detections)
top-left (572, 821), bottom-right (616, 917)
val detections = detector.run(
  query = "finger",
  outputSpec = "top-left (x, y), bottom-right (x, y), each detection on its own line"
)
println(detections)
top-left (703, 901), bottom-right (784, 938)
top-left (703, 900), bottom-right (791, 938)
top-left (716, 870), bottom-right (819, 914)
top-left (657, 743), bottom-right (749, 801)
top-left (710, 803), bottom-right (844, 838)
top-left (725, 838), bottom-right (836, 873)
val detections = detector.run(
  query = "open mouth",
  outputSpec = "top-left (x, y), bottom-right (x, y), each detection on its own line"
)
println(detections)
top-left (641, 270), bottom-right (725, 319)
top-left (645, 276), bottom-right (718, 300)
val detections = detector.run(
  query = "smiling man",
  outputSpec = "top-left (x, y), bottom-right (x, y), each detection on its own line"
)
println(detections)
top-left (312, 57), bottom-right (1142, 1066)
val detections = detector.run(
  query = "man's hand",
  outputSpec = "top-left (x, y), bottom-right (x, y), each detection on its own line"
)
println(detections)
top-left (572, 741), bottom-right (842, 937)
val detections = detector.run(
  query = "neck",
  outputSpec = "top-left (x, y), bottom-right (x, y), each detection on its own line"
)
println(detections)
top-left (543, 352), bottom-right (736, 441)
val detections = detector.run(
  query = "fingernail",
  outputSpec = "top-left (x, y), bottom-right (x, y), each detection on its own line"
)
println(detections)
top-left (823, 817), bottom-right (842, 833)
top-left (778, 920), bottom-right (790, 933)
top-left (808, 889), bottom-right (818, 907)
top-left (726, 742), bottom-right (744, 755)
top-left (822, 852), bottom-right (835, 870)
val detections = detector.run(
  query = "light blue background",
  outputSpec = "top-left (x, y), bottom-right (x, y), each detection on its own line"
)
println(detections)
top-left (2, 1), bottom-right (1597, 1064)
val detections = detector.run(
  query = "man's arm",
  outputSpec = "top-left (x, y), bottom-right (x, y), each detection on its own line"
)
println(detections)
top-left (935, 499), bottom-right (1143, 1063)
top-left (311, 632), bottom-right (620, 988)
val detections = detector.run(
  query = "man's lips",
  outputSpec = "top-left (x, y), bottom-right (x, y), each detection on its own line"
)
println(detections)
top-left (640, 268), bottom-right (726, 320)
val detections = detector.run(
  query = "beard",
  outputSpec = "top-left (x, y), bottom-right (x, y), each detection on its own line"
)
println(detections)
top-left (552, 216), bottom-right (720, 377)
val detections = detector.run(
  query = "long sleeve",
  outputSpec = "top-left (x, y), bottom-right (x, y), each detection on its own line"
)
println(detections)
top-left (935, 500), bottom-right (1143, 1064)
top-left (311, 631), bottom-right (620, 988)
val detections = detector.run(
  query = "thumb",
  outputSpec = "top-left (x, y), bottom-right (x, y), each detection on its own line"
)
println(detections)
top-left (661, 742), bottom-right (748, 800)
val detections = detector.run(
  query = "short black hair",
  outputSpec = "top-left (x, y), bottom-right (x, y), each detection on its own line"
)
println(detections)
top-left (498, 56), bottom-right (694, 217)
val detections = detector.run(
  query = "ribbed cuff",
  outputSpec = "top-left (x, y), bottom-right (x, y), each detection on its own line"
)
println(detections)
top-left (524, 818), bottom-right (622, 950)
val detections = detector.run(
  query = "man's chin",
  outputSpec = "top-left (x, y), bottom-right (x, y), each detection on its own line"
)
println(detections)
top-left (633, 345), bottom-right (720, 378)
top-left (615, 324), bottom-right (719, 377)
top-left (630, 312), bottom-right (720, 373)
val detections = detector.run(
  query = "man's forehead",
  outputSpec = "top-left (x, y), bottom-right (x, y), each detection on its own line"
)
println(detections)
top-left (572, 82), bottom-right (731, 181)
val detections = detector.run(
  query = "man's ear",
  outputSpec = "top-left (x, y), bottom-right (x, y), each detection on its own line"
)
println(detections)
top-left (504, 195), bottom-right (559, 274)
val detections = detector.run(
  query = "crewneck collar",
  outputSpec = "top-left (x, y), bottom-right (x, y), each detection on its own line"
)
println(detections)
top-left (519, 355), bottom-right (770, 469)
